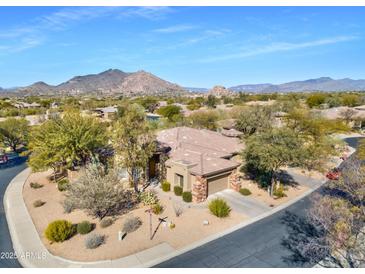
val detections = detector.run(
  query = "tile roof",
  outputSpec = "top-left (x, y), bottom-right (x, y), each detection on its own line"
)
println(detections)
top-left (158, 127), bottom-right (243, 176)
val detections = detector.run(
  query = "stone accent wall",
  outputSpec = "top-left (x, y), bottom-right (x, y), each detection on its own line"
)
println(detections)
top-left (192, 176), bottom-right (207, 203)
top-left (229, 172), bottom-right (241, 192)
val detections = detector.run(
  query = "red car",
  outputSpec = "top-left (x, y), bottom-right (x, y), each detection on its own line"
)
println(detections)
top-left (326, 168), bottom-right (341, 180)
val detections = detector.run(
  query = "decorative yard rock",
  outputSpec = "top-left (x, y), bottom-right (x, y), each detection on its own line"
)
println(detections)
top-left (203, 220), bottom-right (209, 225)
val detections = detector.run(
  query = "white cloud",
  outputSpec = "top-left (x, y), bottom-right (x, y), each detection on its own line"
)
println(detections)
top-left (153, 24), bottom-right (196, 33)
top-left (199, 35), bottom-right (358, 63)
top-left (0, 7), bottom-right (173, 53)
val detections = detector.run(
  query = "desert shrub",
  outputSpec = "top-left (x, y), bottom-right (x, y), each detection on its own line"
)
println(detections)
top-left (64, 165), bottom-right (136, 220)
top-left (139, 190), bottom-right (158, 206)
top-left (122, 216), bottom-right (142, 233)
top-left (44, 220), bottom-right (76, 242)
top-left (273, 185), bottom-right (287, 198)
top-left (174, 186), bottom-right (183, 196)
top-left (182, 191), bottom-right (192, 203)
top-left (62, 199), bottom-right (75, 214)
top-left (85, 233), bottom-right (105, 249)
top-left (30, 182), bottom-right (43, 189)
top-left (239, 188), bottom-right (252, 196)
top-left (100, 218), bottom-right (113, 228)
top-left (33, 200), bottom-right (46, 208)
top-left (208, 198), bottom-right (231, 218)
top-left (152, 203), bottom-right (164, 215)
top-left (77, 221), bottom-right (93, 235)
top-left (57, 178), bottom-right (69, 192)
top-left (173, 202), bottom-right (184, 217)
top-left (161, 181), bottom-right (171, 192)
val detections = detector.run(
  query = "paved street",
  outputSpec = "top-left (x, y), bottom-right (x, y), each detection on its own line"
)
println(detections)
top-left (157, 191), bottom-right (314, 267)
top-left (0, 159), bottom-right (26, 268)
top-left (156, 137), bottom-right (361, 268)
top-left (0, 137), bottom-right (361, 268)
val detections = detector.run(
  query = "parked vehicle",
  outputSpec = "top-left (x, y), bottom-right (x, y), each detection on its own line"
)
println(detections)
top-left (0, 153), bottom-right (8, 164)
top-left (326, 168), bottom-right (341, 180)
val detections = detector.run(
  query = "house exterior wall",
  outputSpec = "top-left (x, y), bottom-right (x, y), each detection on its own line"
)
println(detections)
top-left (166, 163), bottom-right (195, 191)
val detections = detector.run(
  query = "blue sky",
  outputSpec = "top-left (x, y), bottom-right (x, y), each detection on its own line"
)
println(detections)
top-left (0, 6), bottom-right (364, 88)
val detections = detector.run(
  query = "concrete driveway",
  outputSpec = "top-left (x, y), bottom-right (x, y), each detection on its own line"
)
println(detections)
top-left (207, 189), bottom-right (271, 218)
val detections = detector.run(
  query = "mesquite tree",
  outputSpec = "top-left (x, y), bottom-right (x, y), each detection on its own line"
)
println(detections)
top-left (113, 104), bottom-right (156, 192)
top-left (0, 117), bottom-right (29, 152)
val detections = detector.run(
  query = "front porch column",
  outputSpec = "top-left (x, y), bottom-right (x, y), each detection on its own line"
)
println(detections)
top-left (229, 172), bottom-right (241, 192)
top-left (192, 176), bottom-right (207, 203)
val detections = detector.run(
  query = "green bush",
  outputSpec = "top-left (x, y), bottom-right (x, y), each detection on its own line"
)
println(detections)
top-left (33, 200), bottom-right (46, 208)
top-left (273, 185), bottom-right (287, 198)
top-left (44, 220), bottom-right (76, 242)
top-left (208, 198), bottom-right (231, 218)
top-left (77, 221), bottom-right (93, 235)
top-left (100, 218), bottom-right (113, 228)
top-left (152, 203), bottom-right (164, 215)
top-left (174, 186), bottom-right (183, 196)
top-left (239, 188), bottom-right (252, 196)
top-left (161, 181), bottom-right (171, 192)
top-left (57, 179), bottom-right (69, 192)
top-left (182, 191), bottom-right (192, 203)
top-left (139, 190), bottom-right (158, 206)
top-left (30, 182), bottom-right (43, 189)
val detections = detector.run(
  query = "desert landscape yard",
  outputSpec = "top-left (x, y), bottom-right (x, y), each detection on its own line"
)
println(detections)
top-left (23, 170), bottom-right (245, 262)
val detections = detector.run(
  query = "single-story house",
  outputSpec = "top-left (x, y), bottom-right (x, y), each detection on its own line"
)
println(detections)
top-left (92, 106), bottom-right (118, 119)
top-left (156, 127), bottom-right (244, 202)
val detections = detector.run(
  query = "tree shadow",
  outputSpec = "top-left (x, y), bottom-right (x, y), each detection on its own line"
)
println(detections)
top-left (277, 170), bottom-right (300, 187)
top-left (280, 210), bottom-right (327, 267)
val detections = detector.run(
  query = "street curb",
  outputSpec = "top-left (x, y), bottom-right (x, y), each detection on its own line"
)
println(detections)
top-left (4, 168), bottom-right (174, 268)
top-left (4, 142), bottom-right (356, 268)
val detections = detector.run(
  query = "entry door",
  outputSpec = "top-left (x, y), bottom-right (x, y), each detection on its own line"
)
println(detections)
top-left (176, 174), bottom-right (184, 188)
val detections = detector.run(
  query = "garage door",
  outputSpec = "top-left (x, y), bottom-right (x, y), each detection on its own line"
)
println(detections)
top-left (207, 174), bottom-right (229, 196)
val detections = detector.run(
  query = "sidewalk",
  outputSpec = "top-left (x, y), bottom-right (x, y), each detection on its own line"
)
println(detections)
top-left (4, 168), bottom-right (174, 268)
top-left (5, 168), bottom-right (329, 268)
top-left (5, 141), bottom-right (356, 268)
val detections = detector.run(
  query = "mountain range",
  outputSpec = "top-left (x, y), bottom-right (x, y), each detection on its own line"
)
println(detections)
top-left (2, 69), bottom-right (186, 96)
top-left (1, 71), bottom-right (365, 97)
top-left (229, 77), bottom-right (365, 93)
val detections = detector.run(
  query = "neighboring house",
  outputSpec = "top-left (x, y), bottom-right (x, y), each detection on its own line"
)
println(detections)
top-left (92, 106), bottom-right (118, 119)
top-left (273, 111), bottom-right (288, 127)
top-left (50, 102), bottom-right (60, 109)
top-left (13, 102), bottom-right (41, 108)
top-left (156, 127), bottom-right (244, 202)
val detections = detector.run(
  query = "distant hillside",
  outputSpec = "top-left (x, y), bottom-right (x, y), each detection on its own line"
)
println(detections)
top-left (230, 77), bottom-right (365, 93)
top-left (7, 69), bottom-right (187, 96)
